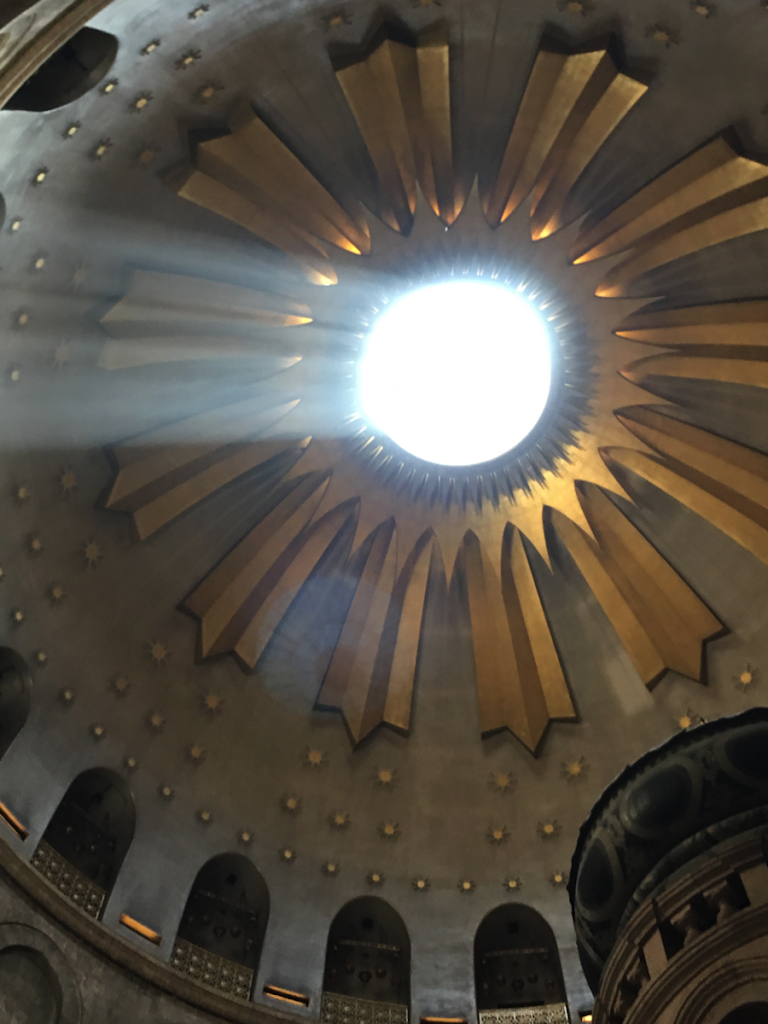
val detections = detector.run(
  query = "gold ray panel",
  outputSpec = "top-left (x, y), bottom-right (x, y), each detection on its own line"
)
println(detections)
top-left (177, 103), bottom-right (370, 285)
top-left (615, 300), bottom-right (768, 348)
top-left (107, 402), bottom-right (304, 540)
top-left (317, 528), bottom-right (440, 744)
top-left (623, 351), bottom-right (768, 390)
top-left (482, 40), bottom-right (647, 237)
top-left (459, 530), bottom-right (557, 752)
top-left (99, 270), bottom-right (310, 369)
top-left (335, 23), bottom-right (460, 232)
top-left (580, 137), bottom-right (768, 296)
top-left (612, 407), bottom-right (768, 567)
top-left (552, 484), bottom-right (721, 686)
top-left (183, 473), bottom-right (354, 663)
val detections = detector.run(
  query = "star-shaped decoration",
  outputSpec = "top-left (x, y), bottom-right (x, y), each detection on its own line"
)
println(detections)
top-left (378, 821), bottom-right (401, 840)
top-left (550, 870), bottom-right (568, 887)
top-left (676, 709), bottom-right (701, 731)
top-left (92, 139), bottom-right (113, 160)
top-left (10, 608), bottom-right (24, 626)
top-left (646, 23), bottom-right (680, 46)
top-left (196, 808), bottom-right (213, 825)
top-left (412, 877), bottom-right (430, 892)
top-left (280, 794), bottom-right (302, 814)
top-left (489, 770), bottom-right (516, 793)
top-left (238, 828), bottom-right (253, 845)
top-left (101, 79), bottom-right (118, 95)
top-left (189, 4), bottom-right (209, 17)
top-left (132, 92), bottom-right (153, 112)
top-left (458, 879), bottom-right (476, 894)
top-left (111, 674), bottom-right (130, 696)
top-left (373, 767), bottom-right (397, 787)
top-left (15, 484), bottom-right (31, 502)
top-left (176, 49), bottom-right (201, 70)
top-left (72, 266), bottom-right (88, 288)
top-left (305, 747), bottom-right (326, 768)
top-left (83, 540), bottom-right (102, 567)
top-left (279, 847), bottom-right (296, 863)
top-left (59, 687), bottom-right (75, 706)
top-left (124, 755), bottom-right (139, 772)
top-left (367, 870), bottom-right (385, 886)
top-left (487, 825), bottom-right (510, 844)
top-left (195, 81), bottom-right (224, 103)
top-left (15, 311), bottom-right (29, 328)
top-left (322, 861), bottom-right (340, 876)
top-left (28, 535), bottom-right (43, 555)
top-left (63, 121), bottom-right (80, 138)
top-left (538, 820), bottom-right (562, 840)
top-left (202, 691), bottom-right (224, 713)
top-left (32, 167), bottom-right (48, 185)
top-left (148, 640), bottom-right (169, 665)
top-left (561, 756), bottom-right (589, 782)
top-left (49, 583), bottom-right (66, 605)
top-left (8, 366), bottom-right (22, 384)
top-left (188, 743), bottom-right (206, 765)
top-left (141, 39), bottom-right (160, 55)
top-left (329, 810), bottom-right (351, 830)
top-left (31, 254), bottom-right (46, 271)
top-left (735, 664), bottom-right (758, 692)
top-left (159, 784), bottom-right (174, 800)
top-left (53, 343), bottom-right (70, 369)
top-left (34, 650), bottom-right (48, 667)
top-left (557, 0), bottom-right (594, 14)
top-left (90, 723), bottom-right (105, 740)
top-left (322, 11), bottom-right (352, 29)
top-left (59, 468), bottom-right (76, 494)
top-left (691, 0), bottom-right (715, 15)
top-left (503, 877), bottom-right (522, 892)
top-left (10, 217), bottom-right (22, 232)
top-left (148, 711), bottom-right (166, 732)
top-left (137, 147), bottom-right (158, 165)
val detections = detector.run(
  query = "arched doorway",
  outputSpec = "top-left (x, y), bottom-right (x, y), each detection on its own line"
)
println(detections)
top-left (0, 647), bottom-right (31, 761)
top-left (5, 27), bottom-right (118, 111)
top-left (31, 768), bottom-right (135, 920)
top-left (322, 897), bottom-right (410, 1024)
top-left (170, 853), bottom-right (269, 1000)
top-left (475, 904), bottom-right (567, 1024)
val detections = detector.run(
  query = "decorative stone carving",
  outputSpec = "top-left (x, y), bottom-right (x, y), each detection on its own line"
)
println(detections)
top-left (31, 840), bottom-right (105, 919)
top-left (169, 937), bottom-right (253, 999)
top-left (478, 1002), bottom-right (569, 1024)
top-left (321, 992), bottom-right (408, 1024)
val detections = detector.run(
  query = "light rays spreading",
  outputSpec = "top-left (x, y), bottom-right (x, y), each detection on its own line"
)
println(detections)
top-left (100, 25), bottom-right (768, 754)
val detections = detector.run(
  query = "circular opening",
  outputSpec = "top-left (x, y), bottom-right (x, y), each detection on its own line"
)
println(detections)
top-left (359, 280), bottom-right (553, 466)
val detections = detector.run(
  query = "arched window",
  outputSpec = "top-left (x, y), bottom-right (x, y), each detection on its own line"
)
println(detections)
top-left (6, 27), bottom-right (117, 111)
top-left (474, 904), bottom-right (567, 1023)
top-left (31, 768), bottom-right (135, 920)
top-left (0, 647), bottom-right (31, 760)
top-left (323, 897), bottom-right (410, 1024)
top-left (170, 854), bottom-right (269, 1000)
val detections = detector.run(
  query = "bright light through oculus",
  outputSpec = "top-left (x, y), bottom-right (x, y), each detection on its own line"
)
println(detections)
top-left (359, 280), bottom-right (553, 466)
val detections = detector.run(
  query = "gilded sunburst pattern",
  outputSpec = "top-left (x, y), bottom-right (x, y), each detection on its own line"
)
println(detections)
top-left (97, 25), bottom-right (768, 754)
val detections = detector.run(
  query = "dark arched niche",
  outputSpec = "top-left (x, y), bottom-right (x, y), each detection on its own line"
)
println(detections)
top-left (6, 27), bottom-right (117, 111)
top-left (323, 897), bottom-right (410, 1009)
top-left (475, 904), bottom-right (566, 1013)
top-left (35, 767), bottom-right (135, 918)
top-left (0, 947), bottom-right (60, 1024)
top-left (720, 1005), bottom-right (768, 1024)
top-left (172, 853), bottom-right (269, 996)
top-left (0, 647), bottom-right (31, 760)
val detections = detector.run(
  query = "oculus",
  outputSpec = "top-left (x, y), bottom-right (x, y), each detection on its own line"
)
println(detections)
top-left (358, 280), bottom-right (554, 467)
top-left (99, 25), bottom-right (768, 754)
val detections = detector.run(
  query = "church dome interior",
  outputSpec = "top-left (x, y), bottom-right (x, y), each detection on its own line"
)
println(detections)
top-left (2, 1), bottom-right (768, 1023)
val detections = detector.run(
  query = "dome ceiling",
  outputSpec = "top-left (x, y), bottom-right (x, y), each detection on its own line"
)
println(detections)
top-left (1, 0), bottom-right (768, 1016)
